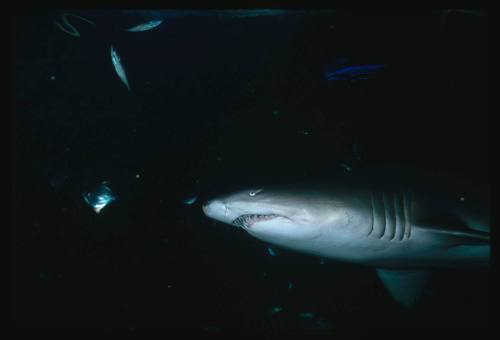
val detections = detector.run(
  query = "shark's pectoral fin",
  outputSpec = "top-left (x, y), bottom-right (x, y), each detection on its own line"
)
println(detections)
top-left (376, 268), bottom-right (431, 308)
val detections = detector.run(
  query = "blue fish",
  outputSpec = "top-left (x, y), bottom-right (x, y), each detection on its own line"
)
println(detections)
top-left (324, 63), bottom-right (385, 81)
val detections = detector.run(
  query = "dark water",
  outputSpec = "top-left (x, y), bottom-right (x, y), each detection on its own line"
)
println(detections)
top-left (10, 10), bottom-right (490, 336)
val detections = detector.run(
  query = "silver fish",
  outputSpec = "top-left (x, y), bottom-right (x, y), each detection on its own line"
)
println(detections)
top-left (110, 45), bottom-right (131, 91)
top-left (82, 181), bottom-right (116, 214)
top-left (126, 20), bottom-right (163, 32)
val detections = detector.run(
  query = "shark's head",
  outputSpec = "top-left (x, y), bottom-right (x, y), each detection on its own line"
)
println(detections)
top-left (202, 186), bottom-right (349, 247)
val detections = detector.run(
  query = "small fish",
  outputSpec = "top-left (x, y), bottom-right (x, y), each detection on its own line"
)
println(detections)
top-left (298, 312), bottom-right (315, 319)
top-left (110, 45), bottom-right (131, 91)
top-left (54, 13), bottom-right (95, 37)
top-left (126, 20), bottom-right (163, 32)
top-left (82, 181), bottom-right (116, 214)
top-left (340, 163), bottom-right (352, 172)
top-left (267, 247), bottom-right (278, 256)
top-left (270, 306), bottom-right (284, 315)
top-left (297, 130), bottom-right (312, 136)
top-left (184, 195), bottom-right (198, 205)
top-left (324, 64), bottom-right (385, 81)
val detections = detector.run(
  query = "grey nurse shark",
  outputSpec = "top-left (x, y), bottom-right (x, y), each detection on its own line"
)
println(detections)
top-left (202, 167), bottom-right (490, 307)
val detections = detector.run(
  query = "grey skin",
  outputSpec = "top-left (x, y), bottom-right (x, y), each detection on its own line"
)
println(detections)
top-left (202, 168), bottom-right (489, 307)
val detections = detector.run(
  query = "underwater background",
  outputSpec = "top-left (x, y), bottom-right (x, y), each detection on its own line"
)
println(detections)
top-left (11, 10), bottom-right (489, 335)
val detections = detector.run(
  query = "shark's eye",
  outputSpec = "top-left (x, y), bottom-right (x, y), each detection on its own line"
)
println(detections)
top-left (249, 189), bottom-right (262, 197)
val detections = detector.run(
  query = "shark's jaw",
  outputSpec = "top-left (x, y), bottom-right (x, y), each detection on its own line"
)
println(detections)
top-left (202, 196), bottom-right (296, 231)
top-left (231, 214), bottom-right (284, 229)
top-left (202, 193), bottom-right (326, 242)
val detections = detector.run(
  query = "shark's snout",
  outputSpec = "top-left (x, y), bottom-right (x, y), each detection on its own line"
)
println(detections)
top-left (202, 199), bottom-right (227, 218)
top-left (201, 200), bottom-right (210, 214)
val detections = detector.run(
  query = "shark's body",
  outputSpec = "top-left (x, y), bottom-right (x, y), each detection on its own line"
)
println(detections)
top-left (202, 168), bottom-right (489, 307)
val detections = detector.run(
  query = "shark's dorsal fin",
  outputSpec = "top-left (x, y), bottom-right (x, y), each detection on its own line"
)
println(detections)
top-left (376, 268), bottom-right (431, 308)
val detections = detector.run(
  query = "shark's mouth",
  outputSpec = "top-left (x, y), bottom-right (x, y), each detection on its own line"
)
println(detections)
top-left (232, 214), bottom-right (280, 228)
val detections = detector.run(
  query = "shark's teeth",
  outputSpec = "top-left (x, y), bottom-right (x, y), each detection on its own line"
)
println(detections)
top-left (232, 214), bottom-right (279, 228)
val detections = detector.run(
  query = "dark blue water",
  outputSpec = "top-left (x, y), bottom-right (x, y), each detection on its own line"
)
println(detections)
top-left (10, 10), bottom-right (490, 336)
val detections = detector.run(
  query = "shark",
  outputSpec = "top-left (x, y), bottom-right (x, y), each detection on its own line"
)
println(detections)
top-left (202, 167), bottom-right (490, 307)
